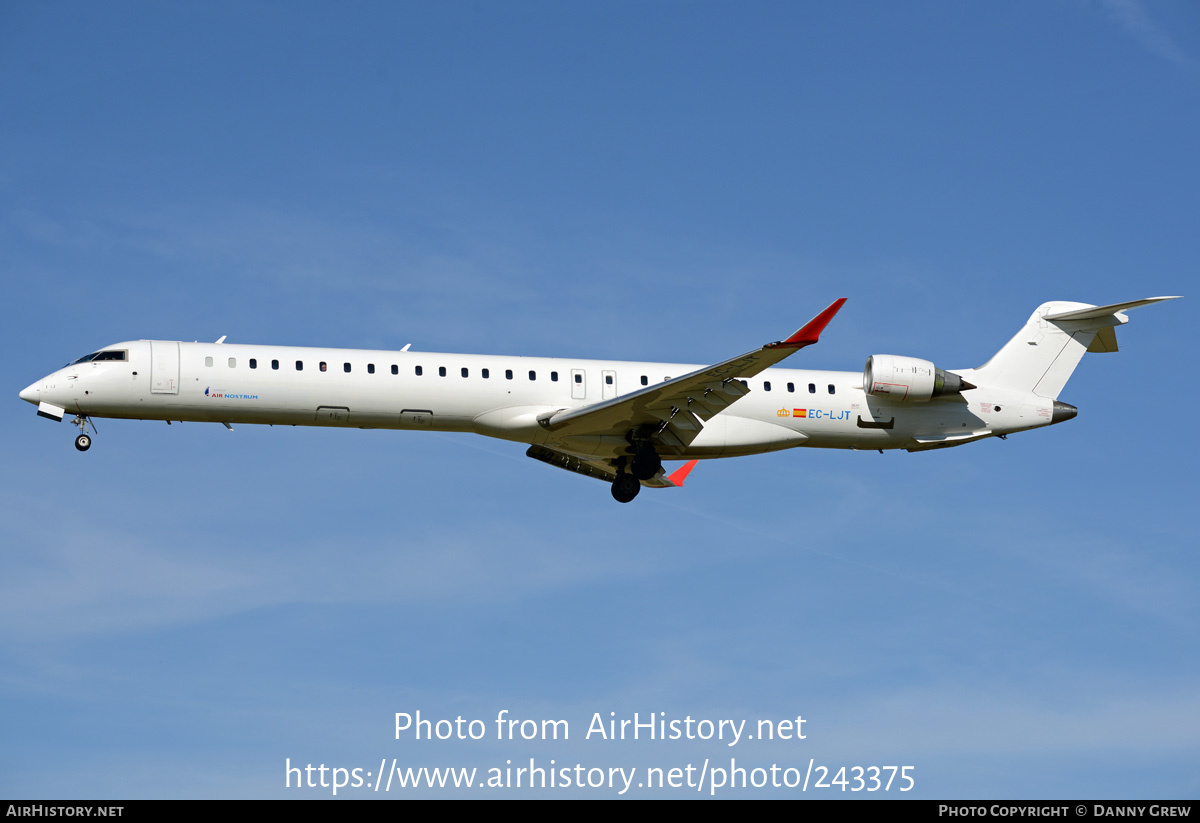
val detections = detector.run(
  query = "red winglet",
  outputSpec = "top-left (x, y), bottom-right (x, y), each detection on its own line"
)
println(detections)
top-left (774, 298), bottom-right (848, 348)
top-left (667, 459), bottom-right (699, 487)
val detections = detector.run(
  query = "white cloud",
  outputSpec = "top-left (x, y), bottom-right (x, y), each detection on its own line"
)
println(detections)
top-left (1098, 0), bottom-right (1196, 69)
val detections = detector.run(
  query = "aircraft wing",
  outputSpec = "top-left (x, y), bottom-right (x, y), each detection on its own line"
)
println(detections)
top-left (536, 299), bottom-right (847, 454)
top-left (526, 445), bottom-right (695, 487)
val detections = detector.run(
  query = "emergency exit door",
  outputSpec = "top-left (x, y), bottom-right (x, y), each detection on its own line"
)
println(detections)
top-left (150, 341), bottom-right (179, 394)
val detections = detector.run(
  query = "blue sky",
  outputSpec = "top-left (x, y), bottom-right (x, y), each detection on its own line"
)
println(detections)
top-left (1, 1), bottom-right (1196, 798)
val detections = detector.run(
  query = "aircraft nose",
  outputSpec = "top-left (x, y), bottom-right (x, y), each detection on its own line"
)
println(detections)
top-left (19, 381), bottom-right (40, 404)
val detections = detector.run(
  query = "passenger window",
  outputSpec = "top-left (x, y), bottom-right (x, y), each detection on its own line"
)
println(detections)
top-left (439, 366), bottom-right (446, 377)
top-left (764, 381), bottom-right (771, 391)
top-left (575, 373), bottom-right (582, 384)
top-left (482, 368), bottom-right (490, 379)
top-left (462, 367), bottom-right (469, 378)
top-left (250, 358), bottom-right (257, 369)
top-left (272, 359), bottom-right (279, 370)
top-left (787, 382), bottom-right (794, 392)
top-left (415, 365), bottom-right (423, 376)
top-left (506, 369), bottom-right (513, 380)
top-left (828, 384), bottom-right (835, 394)
top-left (368, 364), bottom-right (375, 374)
top-left (296, 361), bottom-right (303, 371)
top-left (344, 363), bottom-right (351, 373)
top-left (529, 370), bottom-right (536, 381)
top-left (228, 357), bottom-right (236, 368)
top-left (391, 365), bottom-right (398, 375)
top-left (808, 383), bottom-right (816, 394)
top-left (320, 362), bottom-right (327, 372)
top-left (641, 375), bottom-right (648, 386)
top-left (605, 375), bottom-right (613, 385)
top-left (205, 356), bottom-right (213, 367)
top-left (551, 371), bottom-right (558, 382)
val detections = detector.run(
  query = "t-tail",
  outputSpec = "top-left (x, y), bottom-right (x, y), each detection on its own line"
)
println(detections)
top-left (967, 297), bottom-right (1181, 403)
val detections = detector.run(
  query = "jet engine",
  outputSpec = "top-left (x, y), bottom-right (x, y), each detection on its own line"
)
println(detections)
top-left (863, 355), bottom-right (973, 403)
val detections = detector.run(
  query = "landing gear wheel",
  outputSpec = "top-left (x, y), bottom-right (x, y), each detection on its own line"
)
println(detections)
top-left (71, 414), bottom-right (95, 451)
top-left (631, 451), bottom-right (662, 481)
top-left (611, 474), bottom-right (641, 503)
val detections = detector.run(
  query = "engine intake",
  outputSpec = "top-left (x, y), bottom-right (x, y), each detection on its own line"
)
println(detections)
top-left (863, 355), bottom-right (973, 403)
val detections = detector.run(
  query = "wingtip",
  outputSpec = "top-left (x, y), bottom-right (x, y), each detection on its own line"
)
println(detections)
top-left (779, 298), bottom-right (848, 347)
top-left (667, 459), bottom-right (699, 487)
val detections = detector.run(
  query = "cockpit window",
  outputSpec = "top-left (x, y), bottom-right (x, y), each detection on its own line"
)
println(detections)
top-left (69, 350), bottom-right (127, 365)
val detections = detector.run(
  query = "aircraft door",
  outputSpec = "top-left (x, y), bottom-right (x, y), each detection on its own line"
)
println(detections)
top-left (150, 341), bottom-right (179, 394)
top-left (602, 370), bottom-right (617, 400)
top-left (400, 409), bottom-right (434, 427)
top-left (316, 406), bottom-right (350, 424)
top-left (571, 369), bottom-right (586, 400)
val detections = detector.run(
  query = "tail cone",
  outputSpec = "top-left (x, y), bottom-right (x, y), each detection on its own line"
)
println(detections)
top-left (1052, 401), bottom-right (1078, 423)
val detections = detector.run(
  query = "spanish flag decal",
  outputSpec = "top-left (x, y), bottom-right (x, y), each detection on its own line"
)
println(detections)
top-left (794, 409), bottom-right (807, 418)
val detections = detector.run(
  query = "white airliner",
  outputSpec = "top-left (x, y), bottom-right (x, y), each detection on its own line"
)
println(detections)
top-left (18, 296), bottom-right (1179, 502)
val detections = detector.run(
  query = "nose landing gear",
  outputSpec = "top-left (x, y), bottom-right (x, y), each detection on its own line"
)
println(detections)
top-left (71, 415), bottom-right (96, 452)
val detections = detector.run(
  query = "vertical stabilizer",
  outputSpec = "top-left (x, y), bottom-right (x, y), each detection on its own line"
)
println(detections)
top-left (970, 297), bottom-right (1179, 399)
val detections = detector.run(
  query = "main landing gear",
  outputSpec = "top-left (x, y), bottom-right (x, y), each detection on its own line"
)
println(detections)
top-left (610, 440), bottom-right (665, 503)
top-left (630, 448), bottom-right (662, 481)
top-left (609, 437), bottom-right (663, 503)
top-left (611, 473), bottom-right (640, 504)
top-left (72, 415), bottom-right (95, 452)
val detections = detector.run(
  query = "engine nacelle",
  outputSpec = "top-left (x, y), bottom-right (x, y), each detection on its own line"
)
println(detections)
top-left (863, 355), bottom-right (971, 403)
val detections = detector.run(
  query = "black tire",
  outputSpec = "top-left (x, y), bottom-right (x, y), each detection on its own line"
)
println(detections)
top-left (75, 434), bottom-right (91, 452)
top-left (631, 451), bottom-right (662, 481)
top-left (611, 474), bottom-right (641, 503)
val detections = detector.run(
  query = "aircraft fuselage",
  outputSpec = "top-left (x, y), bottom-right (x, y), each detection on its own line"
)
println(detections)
top-left (19, 338), bottom-right (1056, 459)
top-left (28, 296), bottom-right (1175, 502)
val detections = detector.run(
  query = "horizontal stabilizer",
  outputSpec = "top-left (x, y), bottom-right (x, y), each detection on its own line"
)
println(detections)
top-left (1088, 326), bottom-right (1119, 353)
top-left (1043, 296), bottom-right (1180, 322)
